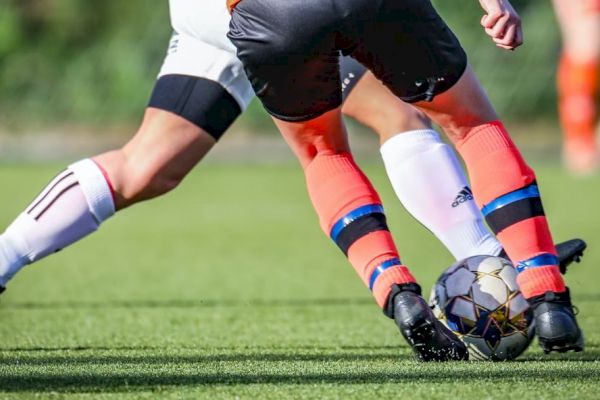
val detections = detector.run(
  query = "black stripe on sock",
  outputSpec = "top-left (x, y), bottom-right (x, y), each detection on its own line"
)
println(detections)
top-left (335, 213), bottom-right (389, 256)
top-left (485, 197), bottom-right (545, 235)
top-left (27, 171), bottom-right (75, 215)
top-left (34, 182), bottom-right (79, 220)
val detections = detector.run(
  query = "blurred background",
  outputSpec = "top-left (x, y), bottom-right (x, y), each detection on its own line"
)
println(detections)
top-left (0, 0), bottom-right (563, 161)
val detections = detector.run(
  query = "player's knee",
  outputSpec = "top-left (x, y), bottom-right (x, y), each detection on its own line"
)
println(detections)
top-left (390, 105), bottom-right (432, 130)
top-left (373, 106), bottom-right (431, 139)
top-left (278, 110), bottom-right (350, 168)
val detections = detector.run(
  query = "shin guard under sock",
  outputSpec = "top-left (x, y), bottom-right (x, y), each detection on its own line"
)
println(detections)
top-left (304, 152), bottom-right (415, 308)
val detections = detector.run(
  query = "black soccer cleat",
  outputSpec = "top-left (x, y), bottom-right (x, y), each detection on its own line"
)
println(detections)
top-left (390, 283), bottom-right (468, 361)
top-left (555, 239), bottom-right (587, 275)
top-left (528, 288), bottom-right (584, 354)
top-left (498, 238), bottom-right (587, 275)
top-left (0, 286), bottom-right (4, 295)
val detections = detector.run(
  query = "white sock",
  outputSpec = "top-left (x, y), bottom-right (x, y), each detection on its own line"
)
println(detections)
top-left (380, 129), bottom-right (502, 260)
top-left (0, 159), bottom-right (115, 287)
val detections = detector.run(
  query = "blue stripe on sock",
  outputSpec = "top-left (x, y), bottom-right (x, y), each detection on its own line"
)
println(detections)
top-left (369, 258), bottom-right (402, 290)
top-left (330, 204), bottom-right (384, 243)
top-left (481, 184), bottom-right (540, 217)
top-left (515, 254), bottom-right (559, 273)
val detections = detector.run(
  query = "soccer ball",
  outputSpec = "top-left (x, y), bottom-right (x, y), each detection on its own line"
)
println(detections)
top-left (429, 255), bottom-right (535, 361)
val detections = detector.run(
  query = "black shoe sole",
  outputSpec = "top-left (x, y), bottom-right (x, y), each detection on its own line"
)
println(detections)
top-left (541, 341), bottom-right (584, 354)
top-left (407, 320), bottom-right (468, 362)
top-left (540, 334), bottom-right (584, 354)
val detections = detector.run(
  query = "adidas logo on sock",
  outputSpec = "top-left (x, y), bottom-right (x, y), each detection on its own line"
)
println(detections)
top-left (452, 186), bottom-right (474, 208)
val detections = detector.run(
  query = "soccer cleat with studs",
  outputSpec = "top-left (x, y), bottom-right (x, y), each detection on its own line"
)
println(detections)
top-left (389, 283), bottom-right (468, 361)
top-left (527, 288), bottom-right (584, 354)
top-left (555, 239), bottom-right (586, 274)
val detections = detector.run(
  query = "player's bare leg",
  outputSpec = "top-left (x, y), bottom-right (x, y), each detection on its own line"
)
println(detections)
top-left (94, 108), bottom-right (215, 210)
top-left (416, 65), bottom-right (584, 353)
top-left (0, 108), bottom-right (215, 291)
top-left (273, 109), bottom-right (468, 361)
top-left (552, 0), bottom-right (600, 174)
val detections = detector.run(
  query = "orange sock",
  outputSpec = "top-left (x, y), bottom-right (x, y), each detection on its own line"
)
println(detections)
top-left (304, 152), bottom-right (415, 308)
top-left (586, 0), bottom-right (600, 12)
top-left (456, 121), bottom-right (566, 298)
top-left (557, 54), bottom-right (599, 145)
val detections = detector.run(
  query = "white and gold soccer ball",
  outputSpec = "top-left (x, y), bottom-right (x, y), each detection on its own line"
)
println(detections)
top-left (429, 255), bottom-right (535, 361)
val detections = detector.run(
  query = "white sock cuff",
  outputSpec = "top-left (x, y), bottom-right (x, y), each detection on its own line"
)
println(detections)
top-left (380, 129), bottom-right (443, 159)
top-left (68, 159), bottom-right (115, 223)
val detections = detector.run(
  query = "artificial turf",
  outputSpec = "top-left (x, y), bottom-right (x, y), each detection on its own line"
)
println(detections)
top-left (0, 160), bottom-right (598, 399)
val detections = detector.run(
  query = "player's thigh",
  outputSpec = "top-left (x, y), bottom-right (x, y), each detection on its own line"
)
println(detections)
top-left (350, 0), bottom-right (467, 104)
top-left (123, 68), bottom-right (250, 193)
top-left (341, 58), bottom-right (432, 142)
top-left (99, 71), bottom-right (246, 205)
top-left (126, 27), bottom-right (253, 186)
top-left (228, 0), bottom-right (342, 122)
top-left (123, 107), bottom-right (215, 176)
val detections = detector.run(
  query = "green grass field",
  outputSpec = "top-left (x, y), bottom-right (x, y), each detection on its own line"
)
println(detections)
top-left (0, 160), bottom-right (598, 399)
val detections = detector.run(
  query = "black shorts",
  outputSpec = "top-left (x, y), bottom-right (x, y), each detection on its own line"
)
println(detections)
top-left (340, 57), bottom-right (368, 102)
top-left (228, 0), bottom-right (468, 121)
top-left (147, 60), bottom-right (368, 140)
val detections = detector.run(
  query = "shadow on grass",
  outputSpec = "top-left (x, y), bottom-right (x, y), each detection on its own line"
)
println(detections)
top-left (1, 297), bottom-right (373, 310)
top-left (1, 344), bottom-right (406, 351)
top-left (0, 349), bottom-right (599, 393)
top-left (0, 365), bottom-right (599, 393)
top-left (4, 293), bottom-right (596, 310)
top-left (0, 351), bottom-right (406, 365)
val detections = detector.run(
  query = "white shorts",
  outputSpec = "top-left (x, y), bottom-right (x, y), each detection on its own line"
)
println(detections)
top-left (157, 0), bottom-right (254, 111)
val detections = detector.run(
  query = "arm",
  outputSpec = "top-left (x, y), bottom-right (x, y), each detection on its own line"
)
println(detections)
top-left (479, 0), bottom-right (523, 50)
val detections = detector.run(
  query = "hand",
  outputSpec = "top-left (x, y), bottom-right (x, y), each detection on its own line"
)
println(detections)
top-left (478, 0), bottom-right (523, 50)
